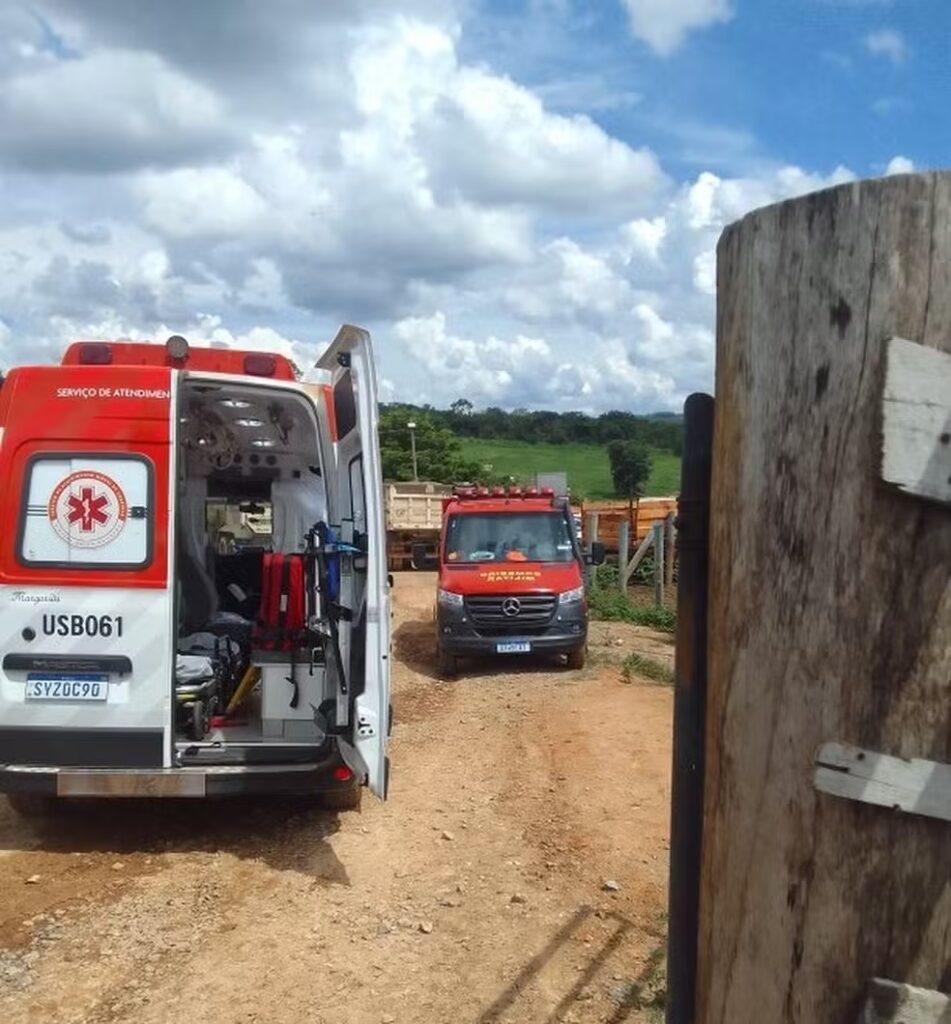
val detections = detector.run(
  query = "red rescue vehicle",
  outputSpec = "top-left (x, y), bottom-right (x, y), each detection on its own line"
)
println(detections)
top-left (433, 486), bottom-right (605, 676)
top-left (0, 328), bottom-right (390, 815)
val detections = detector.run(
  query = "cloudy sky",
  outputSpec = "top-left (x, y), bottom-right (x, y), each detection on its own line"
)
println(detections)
top-left (0, 0), bottom-right (942, 412)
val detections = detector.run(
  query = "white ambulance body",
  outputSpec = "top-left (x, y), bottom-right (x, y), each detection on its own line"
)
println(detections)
top-left (0, 327), bottom-right (390, 812)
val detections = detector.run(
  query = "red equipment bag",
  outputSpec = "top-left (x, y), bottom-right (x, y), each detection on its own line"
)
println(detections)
top-left (256, 553), bottom-right (306, 650)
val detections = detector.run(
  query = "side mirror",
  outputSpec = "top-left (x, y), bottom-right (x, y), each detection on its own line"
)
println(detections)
top-left (585, 542), bottom-right (606, 566)
top-left (411, 542), bottom-right (439, 571)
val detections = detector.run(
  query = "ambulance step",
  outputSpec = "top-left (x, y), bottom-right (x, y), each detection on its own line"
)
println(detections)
top-left (176, 741), bottom-right (327, 766)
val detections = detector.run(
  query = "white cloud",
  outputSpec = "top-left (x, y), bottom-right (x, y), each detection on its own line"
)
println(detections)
top-left (621, 0), bottom-right (734, 56)
top-left (137, 168), bottom-right (271, 239)
top-left (420, 64), bottom-right (666, 213)
top-left (865, 29), bottom-right (908, 65)
top-left (0, 50), bottom-right (232, 172)
top-left (885, 155), bottom-right (915, 175)
top-left (0, 2), bottom-right (881, 417)
top-left (621, 217), bottom-right (668, 262)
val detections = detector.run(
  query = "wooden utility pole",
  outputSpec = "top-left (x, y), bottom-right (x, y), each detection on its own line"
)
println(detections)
top-left (696, 174), bottom-right (951, 1023)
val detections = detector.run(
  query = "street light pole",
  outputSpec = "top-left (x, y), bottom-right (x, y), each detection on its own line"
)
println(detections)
top-left (407, 420), bottom-right (418, 481)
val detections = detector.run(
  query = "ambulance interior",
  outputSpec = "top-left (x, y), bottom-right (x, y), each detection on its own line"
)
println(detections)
top-left (174, 379), bottom-right (336, 762)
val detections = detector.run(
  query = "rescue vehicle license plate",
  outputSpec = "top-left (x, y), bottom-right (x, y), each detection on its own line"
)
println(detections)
top-left (25, 673), bottom-right (108, 701)
top-left (496, 641), bottom-right (531, 654)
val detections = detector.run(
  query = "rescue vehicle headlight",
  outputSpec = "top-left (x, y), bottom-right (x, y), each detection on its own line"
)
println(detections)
top-left (438, 589), bottom-right (463, 609)
top-left (559, 585), bottom-right (585, 605)
top-left (166, 334), bottom-right (189, 361)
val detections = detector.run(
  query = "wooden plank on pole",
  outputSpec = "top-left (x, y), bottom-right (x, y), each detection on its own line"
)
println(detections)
top-left (815, 742), bottom-right (951, 823)
top-left (858, 978), bottom-right (950, 1023)
top-left (881, 336), bottom-right (951, 507)
top-left (653, 521), bottom-right (664, 606)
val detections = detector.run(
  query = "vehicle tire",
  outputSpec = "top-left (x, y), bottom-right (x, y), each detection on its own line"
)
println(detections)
top-left (565, 646), bottom-right (586, 670)
top-left (319, 785), bottom-right (363, 812)
top-left (6, 793), bottom-right (57, 818)
top-left (437, 646), bottom-right (459, 678)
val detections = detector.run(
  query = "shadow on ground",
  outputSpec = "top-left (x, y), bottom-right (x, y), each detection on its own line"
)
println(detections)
top-left (476, 905), bottom-right (666, 1024)
top-left (394, 618), bottom-right (578, 684)
top-left (0, 796), bottom-right (349, 880)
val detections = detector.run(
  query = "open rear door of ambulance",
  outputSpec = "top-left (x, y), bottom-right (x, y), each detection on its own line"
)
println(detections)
top-left (317, 326), bottom-right (390, 799)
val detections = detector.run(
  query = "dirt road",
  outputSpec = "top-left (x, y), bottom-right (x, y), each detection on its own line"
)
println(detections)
top-left (0, 573), bottom-right (673, 1024)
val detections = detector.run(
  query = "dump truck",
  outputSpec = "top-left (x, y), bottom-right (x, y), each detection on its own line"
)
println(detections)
top-left (384, 480), bottom-right (452, 570)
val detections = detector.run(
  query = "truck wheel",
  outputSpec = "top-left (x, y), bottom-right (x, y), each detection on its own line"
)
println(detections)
top-left (320, 785), bottom-right (363, 812)
top-left (437, 647), bottom-right (459, 678)
top-left (6, 793), bottom-right (57, 818)
top-left (566, 647), bottom-right (587, 670)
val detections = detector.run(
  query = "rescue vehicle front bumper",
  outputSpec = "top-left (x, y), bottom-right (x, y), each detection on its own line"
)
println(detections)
top-left (0, 755), bottom-right (359, 799)
top-left (436, 600), bottom-right (587, 656)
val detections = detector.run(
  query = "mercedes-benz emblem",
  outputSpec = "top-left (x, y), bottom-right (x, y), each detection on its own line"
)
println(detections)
top-left (501, 597), bottom-right (521, 617)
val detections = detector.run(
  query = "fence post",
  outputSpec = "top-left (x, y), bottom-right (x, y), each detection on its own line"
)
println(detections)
top-left (585, 512), bottom-right (599, 587)
top-left (652, 521), bottom-right (665, 606)
top-left (665, 511), bottom-right (676, 591)
top-left (617, 521), bottom-right (630, 592)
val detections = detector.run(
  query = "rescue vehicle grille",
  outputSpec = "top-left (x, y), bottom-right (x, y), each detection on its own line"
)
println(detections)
top-left (464, 594), bottom-right (558, 634)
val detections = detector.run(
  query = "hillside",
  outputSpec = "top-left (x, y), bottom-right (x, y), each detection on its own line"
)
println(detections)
top-left (458, 438), bottom-right (680, 499)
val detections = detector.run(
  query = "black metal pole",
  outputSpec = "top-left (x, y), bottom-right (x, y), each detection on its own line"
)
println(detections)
top-left (666, 392), bottom-right (714, 1024)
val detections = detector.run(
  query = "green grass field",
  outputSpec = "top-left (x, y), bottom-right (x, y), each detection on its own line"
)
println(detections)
top-left (458, 438), bottom-right (680, 499)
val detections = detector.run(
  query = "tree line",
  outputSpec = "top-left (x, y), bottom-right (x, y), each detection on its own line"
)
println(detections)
top-left (379, 400), bottom-right (683, 497)
top-left (383, 399), bottom-right (683, 452)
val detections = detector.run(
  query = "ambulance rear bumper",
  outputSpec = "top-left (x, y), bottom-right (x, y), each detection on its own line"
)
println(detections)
top-left (0, 759), bottom-right (359, 799)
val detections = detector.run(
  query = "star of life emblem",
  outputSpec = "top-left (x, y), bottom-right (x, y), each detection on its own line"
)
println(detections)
top-left (48, 471), bottom-right (128, 549)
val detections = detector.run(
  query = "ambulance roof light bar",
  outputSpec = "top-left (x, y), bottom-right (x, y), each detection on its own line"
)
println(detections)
top-left (450, 484), bottom-right (557, 502)
top-left (243, 353), bottom-right (277, 377)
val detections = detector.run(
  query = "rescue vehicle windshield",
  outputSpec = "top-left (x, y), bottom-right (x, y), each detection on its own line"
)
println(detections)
top-left (444, 512), bottom-right (575, 564)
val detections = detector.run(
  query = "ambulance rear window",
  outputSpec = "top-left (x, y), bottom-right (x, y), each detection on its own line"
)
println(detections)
top-left (19, 455), bottom-right (153, 569)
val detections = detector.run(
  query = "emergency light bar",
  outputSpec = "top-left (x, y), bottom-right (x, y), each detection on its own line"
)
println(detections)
top-left (243, 353), bottom-right (277, 377)
top-left (449, 483), bottom-right (557, 502)
top-left (61, 340), bottom-right (297, 379)
top-left (77, 343), bottom-right (113, 365)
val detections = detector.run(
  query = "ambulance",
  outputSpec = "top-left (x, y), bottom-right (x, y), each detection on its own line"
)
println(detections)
top-left (0, 328), bottom-right (390, 814)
